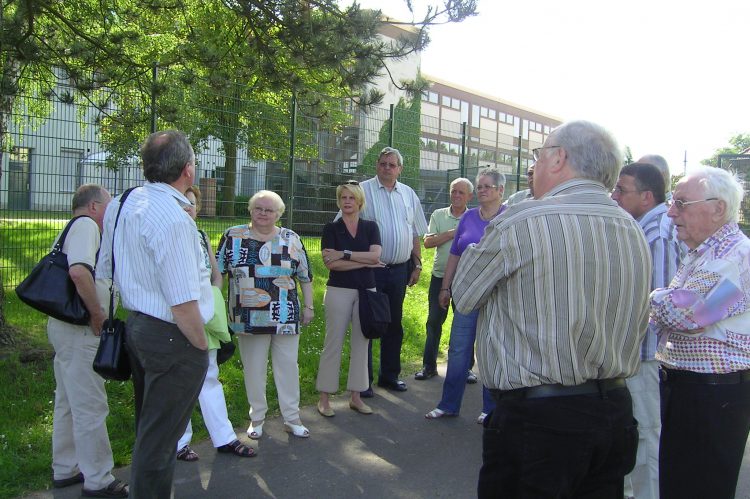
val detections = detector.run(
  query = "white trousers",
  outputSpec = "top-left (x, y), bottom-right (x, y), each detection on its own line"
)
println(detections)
top-left (48, 319), bottom-right (116, 490)
top-left (178, 349), bottom-right (237, 450)
top-left (316, 286), bottom-right (369, 393)
top-left (237, 333), bottom-right (301, 423)
top-left (624, 360), bottom-right (661, 499)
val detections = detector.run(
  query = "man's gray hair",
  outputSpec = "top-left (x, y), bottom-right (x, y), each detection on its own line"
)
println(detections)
top-left (379, 147), bottom-right (403, 167)
top-left (551, 120), bottom-right (622, 190)
top-left (141, 130), bottom-right (195, 184)
top-left (476, 166), bottom-right (506, 188)
top-left (639, 154), bottom-right (671, 193)
top-left (689, 166), bottom-right (744, 224)
top-left (450, 177), bottom-right (474, 193)
top-left (71, 184), bottom-right (106, 211)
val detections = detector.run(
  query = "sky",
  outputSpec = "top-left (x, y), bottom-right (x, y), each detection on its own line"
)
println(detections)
top-left (349, 0), bottom-right (749, 174)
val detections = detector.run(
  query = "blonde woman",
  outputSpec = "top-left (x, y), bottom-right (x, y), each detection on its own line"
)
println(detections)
top-left (216, 190), bottom-right (314, 439)
top-left (316, 181), bottom-right (383, 417)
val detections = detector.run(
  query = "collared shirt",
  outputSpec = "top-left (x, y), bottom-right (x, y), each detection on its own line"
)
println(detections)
top-left (97, 182), bottom-right (213, 324)
top-left (651, 223), bottom-right (750, 373)
top-left (426, 206), bottom-right (464, 277)
top-left (504, 188), bottom-right (532, 207)
top-left (637, 202), bottom-right (683, 360)
top-left (357, 176), bottom-right (428, 265)
top-left (452, 179), bottom-right (651, 391)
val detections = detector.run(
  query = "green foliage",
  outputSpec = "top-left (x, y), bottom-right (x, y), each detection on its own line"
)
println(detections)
top-left (702, 133), bottom-right (750, 167)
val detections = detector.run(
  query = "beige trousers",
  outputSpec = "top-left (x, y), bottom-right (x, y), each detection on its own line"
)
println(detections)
top-left (238, 333), bottom-right (301, 423)
top-left (316, 286), bottom-right (369, 393)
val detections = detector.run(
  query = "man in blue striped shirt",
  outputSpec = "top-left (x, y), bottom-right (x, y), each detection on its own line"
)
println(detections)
top-left (357, 147), bottom-right (428, 395)
top-left (612, 162), bottom-right (683, 499)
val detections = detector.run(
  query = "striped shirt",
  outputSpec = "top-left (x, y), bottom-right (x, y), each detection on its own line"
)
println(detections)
top-left (637, 203), bottom-right (683, 360)
top-left (357, 177), bottom-right (428, 265)
top-left (651, 223), bottom-right (750, 373)
top-left (452, 179), bottom-right (651, 391)
top-left (97, 182), bottom-right (214, 324)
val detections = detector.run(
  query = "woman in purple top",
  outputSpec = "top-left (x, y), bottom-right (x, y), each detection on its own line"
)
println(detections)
top-left (425, 167), bottom-right (507, 423)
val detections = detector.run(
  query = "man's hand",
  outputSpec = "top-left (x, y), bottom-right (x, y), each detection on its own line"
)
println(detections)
top-left (90, 309), bottom-right (107, 336)
top-left (172, 301), bottom-right (208, 350)
top-left (408, 267), bottom-right (421, 287)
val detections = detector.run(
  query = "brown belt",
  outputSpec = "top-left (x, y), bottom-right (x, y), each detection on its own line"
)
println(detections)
top-left (490, 378), bottom-right (627, 401)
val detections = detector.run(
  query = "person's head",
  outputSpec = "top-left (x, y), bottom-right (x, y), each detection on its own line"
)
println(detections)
top-left (475, 167), bottom-right (505, 205)
top-left (533, 120), bottom-right (622, 198)
top-left (141, 130), bottom-right (196, 187)
top-left (375, 147), bottom-right (403, 187)
top-left (526, 164), bottom-right (535, 197)
top-left (449, 177), bottom-right (474, 210)
top-left (612, 162), bottom-right (666, 219)
top-left (185, 185), bottom-right (202, 221)
top-left (248, 190), bottom-right (285, 226)
top-left (669, 166), bottom-right (743, 249)
top-left (638, 154), bottom-right (671, 194)
top-left (336, 180), bottom-right (366, 213)
top-left (71, 183), bottom-right (111, 230)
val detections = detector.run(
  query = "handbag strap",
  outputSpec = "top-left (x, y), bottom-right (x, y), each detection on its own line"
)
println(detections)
top-left (107, 187), bottom-right (137, 321)
top-left (53, 215), bottom-right (93, 253)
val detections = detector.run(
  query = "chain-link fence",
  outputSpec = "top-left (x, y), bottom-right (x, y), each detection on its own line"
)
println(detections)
top-left (718, 154), bottom-right (750, 232)
top-left (1, 72), bottom-right (536, 317)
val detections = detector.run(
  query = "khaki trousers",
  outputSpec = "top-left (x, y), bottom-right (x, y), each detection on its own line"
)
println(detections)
top-left (316, 286), bottom-right (369, 394)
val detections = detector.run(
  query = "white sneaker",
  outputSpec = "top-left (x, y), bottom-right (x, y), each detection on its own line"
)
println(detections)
top-left (476, 412), bottom-right (487, 424)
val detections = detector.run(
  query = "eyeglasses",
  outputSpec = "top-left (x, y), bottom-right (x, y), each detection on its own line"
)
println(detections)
top-left (344, 180), bottom-right (359, 185)
top-left (667, 198), bottom-right (719, 211)
top-left (532, 145), bottom-right (561, 161)
top-left (252, 206), bottom-right (277, 215)
top-left (612, 186), bottom-right (642, 196)
top-left (476, 184), bottom-right (497, 191)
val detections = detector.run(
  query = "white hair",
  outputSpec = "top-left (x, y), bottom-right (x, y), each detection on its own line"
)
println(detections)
top-left (686, 166), bottom-right (744, 224)
top-left (450, 177), bottom-right (474, 193)
top-left (551, 120), bottom-right (622, 190)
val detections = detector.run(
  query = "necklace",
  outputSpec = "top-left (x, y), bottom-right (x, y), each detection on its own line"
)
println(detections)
top-left (479, 205), bottom-right (500, 221)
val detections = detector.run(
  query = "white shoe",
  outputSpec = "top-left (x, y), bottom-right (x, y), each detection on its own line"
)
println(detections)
top-left (247, 420), bottom-right (264, 440)
top-left (283, 421), bottom-right (310, 438)
top-left (477, 412), bottom-right (487, 424)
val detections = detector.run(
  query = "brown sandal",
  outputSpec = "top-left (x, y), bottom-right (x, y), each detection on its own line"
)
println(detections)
top-left (176, 445), bottom-right (199, 462)
top-left (217, 439), bottom-right (256, 458)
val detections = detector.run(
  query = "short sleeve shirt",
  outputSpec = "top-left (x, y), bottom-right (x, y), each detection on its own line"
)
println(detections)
top-left (426, 207), bottom-right (463, 277)
top-left (322, 218), bottom-right (381, 289)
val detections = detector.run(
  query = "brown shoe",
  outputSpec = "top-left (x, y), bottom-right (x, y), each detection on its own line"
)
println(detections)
top-left (317, 401), bottom-right (335, 417)
top-left (349, 400), bottom-right (373, 414)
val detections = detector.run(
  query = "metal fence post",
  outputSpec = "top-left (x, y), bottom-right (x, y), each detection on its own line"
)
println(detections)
top-left (388, 104), bottom-right (395, 147)
top-left (460, 122), bottom-right (467, 179)
top-left (516, 133), bottom-right (522, 191)
top-left (151, 63), bottom-right (158, 134)
top-left (288, 93), bottom-right (297, 229)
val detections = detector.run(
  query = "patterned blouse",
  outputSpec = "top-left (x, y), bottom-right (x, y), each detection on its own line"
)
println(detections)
top-left (216, 225), bottom-right (313, 335)
top-left (651, 223), bottom-right (750, 373)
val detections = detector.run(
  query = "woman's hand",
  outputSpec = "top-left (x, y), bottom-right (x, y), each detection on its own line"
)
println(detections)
top-left (368, 260), bottom-right (386, 268)
top-left (301, 306), bottom-right (314, 325)
top-left (322, 248), bottom-right (341, 263)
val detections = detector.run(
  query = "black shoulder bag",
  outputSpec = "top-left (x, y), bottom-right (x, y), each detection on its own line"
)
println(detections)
top-left (15, 216), bottom-right (94, 325)
top-left (358, 287), bottom-right (391, 340)
top-left (93, 188), bottom-right (135, 381)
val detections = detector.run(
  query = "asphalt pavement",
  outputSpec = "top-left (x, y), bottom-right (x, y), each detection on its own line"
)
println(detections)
top-left (24, 363), bottom-right (484, 499)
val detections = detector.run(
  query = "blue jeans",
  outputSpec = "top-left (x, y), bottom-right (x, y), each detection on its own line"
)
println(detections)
top-left (437, 309), bottom-right (494, 415)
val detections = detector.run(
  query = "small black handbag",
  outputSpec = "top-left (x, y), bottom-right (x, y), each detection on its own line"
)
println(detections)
top-left (358, 288), bottom-right (391, 340)
top-left (93, 188), bottom-right (135, 381)
top-left (15, 216), bottom-right (92, 325)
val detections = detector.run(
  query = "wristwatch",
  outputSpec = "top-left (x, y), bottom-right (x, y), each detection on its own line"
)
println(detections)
top-left (343, 250), bottom-right (352, 260)
top-left (415, 264), bottom-right (422, 270)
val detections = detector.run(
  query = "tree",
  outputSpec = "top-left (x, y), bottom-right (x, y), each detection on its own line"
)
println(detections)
top-left (624, 146), bottom-right (633, 165)
top-left (702, 133), bottom-right (750, 167)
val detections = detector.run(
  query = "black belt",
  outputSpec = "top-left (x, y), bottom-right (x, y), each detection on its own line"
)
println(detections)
top-left (659, 367), bottom-right (750, 385)
top-left (490, 378), bottom-right (627, 401)
top-left (382, 261), bottom-right (409, 269)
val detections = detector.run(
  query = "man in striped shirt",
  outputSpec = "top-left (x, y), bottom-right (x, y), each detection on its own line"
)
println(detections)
top-left (612, 162), bottom-right (682, 499)
top-left (452, 120), bottom-right (651, 498)
top-left (357, 147), bottom-right (428, 395)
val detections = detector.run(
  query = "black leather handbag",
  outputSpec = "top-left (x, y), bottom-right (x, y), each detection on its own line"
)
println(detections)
top-left (15, 216), bottom-right (92, 325)
top-left (93, 188), bottom-right (135, 381)
top-left (358, 288), bottom-right (391, 340)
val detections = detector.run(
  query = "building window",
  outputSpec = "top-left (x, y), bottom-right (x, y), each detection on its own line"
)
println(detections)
top-left (489, 109), bottom-right (496, 120)
top-left (442, 95), bottom-right (451, 107)
top-left (471, 104), bottom-right (480, 127)
top-left (60, 148), bottom-right (83, 192)
top-left (480, 106), bottom-right (488, 118)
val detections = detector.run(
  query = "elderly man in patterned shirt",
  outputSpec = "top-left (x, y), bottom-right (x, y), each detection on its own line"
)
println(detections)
top-left (612, 162), bottom-right (683, 499)
top-left (651, 166), bottom-right (750, 499)
top-left (452, 120), bottom-right (651, 498)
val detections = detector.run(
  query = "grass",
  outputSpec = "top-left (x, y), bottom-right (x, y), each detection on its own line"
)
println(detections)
top-left (0, 216), bottom-right (451, 498)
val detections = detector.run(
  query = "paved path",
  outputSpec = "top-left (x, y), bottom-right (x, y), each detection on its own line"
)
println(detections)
top-left (25, 364), bottom-right (484, 498)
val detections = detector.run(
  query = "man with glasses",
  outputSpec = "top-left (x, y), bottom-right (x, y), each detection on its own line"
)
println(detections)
top-left (612, 162), bottom-right (683, 499)
top-left (350, 147), bottom-right (428, 396)
top-left (651, 166), bottom-right (750, 499)
top-left (452, 120), bottom-right (650, 498)
top-left (416, 177), bottom-right (474, 381)
top-left (504, 164), bottom-right (535, 206)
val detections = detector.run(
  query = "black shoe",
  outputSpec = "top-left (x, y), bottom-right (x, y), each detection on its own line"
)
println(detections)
top-left (53, 472), bottom-right (84, 489)
top-left (377, 379), bottom-right (408, 392)
top-left (466, 370), bottom-right (478, 384)
top-left (415, 368), bottom-right (438, 380)
top-left (81, 478), bottom-right (128, 498)
top-left (360, 387), bottom-right (374, 398)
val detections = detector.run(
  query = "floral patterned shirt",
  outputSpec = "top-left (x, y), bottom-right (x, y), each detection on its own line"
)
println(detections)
top-left (216, 225), bottom-right (312, 335)
top-left (651, 223), bottom-right (750, 373)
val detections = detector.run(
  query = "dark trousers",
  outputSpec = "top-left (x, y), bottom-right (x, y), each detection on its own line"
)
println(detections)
top-left (421, 274), bottom-right (449, 371)
top-left (366, 262), bottom-right (408, 385)
top-left (126, 312), bottom-right (208, 499)
top-left (660, 370), bottom-right (750, 499)
top-left (479, 387), bottom-right (637, 499)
